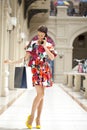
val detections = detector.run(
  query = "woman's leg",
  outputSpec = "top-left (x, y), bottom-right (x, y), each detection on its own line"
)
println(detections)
top-left (28, 85), bottom-right (45, 125)
top-left (36, 98), bottom-right (43, 125)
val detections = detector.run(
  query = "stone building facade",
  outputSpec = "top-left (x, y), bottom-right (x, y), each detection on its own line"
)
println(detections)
top-left (0, 0), bottom-right (87, 97)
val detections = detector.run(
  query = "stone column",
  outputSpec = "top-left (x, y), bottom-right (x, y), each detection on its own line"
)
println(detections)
top-left (83, 75), bottom-right (87, 98)
top-left (63, 73), bottom-right (68, 85)
top-left (73, 74), bottom-right (81, 92)
top-left (56, 6), bottom-right (68, 17)
top-left (0, 0), bottom-right (3, 96)
top-left (1, 0), bottom-right (10, 96)
top-left (67, 74), bottom-right (73, 88)
top-left (54, 6), bottom-right (68, 83)
top-left (8, 30), bottom-right (15, 90)
top-left (7, 0), bottom-right (18, 90)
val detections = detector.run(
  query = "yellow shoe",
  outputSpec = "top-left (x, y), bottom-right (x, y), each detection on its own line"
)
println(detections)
top-left (26, 121), bottom-right (32, 129)
top-left (27, 115), bottom-right (31, 120)
top-left (26, 115), bottom-right (32, 129)
top-left (36, 125), bottom-right (41, 129)
top-left (36, 118), bottom-right (41, 129)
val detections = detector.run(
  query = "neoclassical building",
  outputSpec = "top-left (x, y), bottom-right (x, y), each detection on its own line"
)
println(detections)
top-left (0, 0), bottom-right (87, 97)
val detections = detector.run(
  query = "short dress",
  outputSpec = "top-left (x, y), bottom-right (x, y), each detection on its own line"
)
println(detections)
top-left (26, 40), bottom-right (57, 87)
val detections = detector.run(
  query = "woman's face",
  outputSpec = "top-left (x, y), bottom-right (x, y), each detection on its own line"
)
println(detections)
top-left (38, 31), bottom-right (45, 42)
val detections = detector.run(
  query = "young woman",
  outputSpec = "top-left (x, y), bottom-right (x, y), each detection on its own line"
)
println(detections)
top-left (4, 25), bottom-right (57, 129)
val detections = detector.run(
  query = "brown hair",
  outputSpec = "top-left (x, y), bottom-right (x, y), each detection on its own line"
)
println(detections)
top-left (37, 25), bottom-right (48, 37)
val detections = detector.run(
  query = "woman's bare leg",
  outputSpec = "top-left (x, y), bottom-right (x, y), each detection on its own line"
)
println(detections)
top-left (28, 85), bottom-right (44, 125)
top-left (36, 98), bottom-right (43, 125)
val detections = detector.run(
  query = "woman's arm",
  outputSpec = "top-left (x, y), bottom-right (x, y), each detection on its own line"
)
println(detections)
top-left (44, 46), bottom-right (54, 60)
top-left (42, 40), bottom-right (54, 60)
top-left (4, 52), bottom-right (30, 65)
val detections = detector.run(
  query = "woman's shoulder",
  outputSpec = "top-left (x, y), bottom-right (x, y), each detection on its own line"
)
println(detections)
top-left (26, 40), bottom-right (38, 52)
top-left (30, 40), bottom-right (38, 45)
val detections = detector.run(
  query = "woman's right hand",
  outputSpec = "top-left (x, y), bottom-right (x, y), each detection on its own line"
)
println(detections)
top-left (4, 52), bottom-right (30, 65)
top-left (4, 60), bottom-right (12, 64)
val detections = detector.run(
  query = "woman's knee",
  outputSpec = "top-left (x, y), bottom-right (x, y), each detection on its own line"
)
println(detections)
top-left (36, 86), bottom-right (44, 97)
top-left (38, 91), bottom-right (44, 99)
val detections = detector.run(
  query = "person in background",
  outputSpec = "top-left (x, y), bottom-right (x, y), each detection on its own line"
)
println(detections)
top-left (4, 25), bottom-right (57, 129)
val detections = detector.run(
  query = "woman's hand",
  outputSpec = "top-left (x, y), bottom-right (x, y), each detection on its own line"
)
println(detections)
top-left (43, 45), bottom-right (54, 60)
top-left (41, 37), bottom-right (47, 47)
top-left (4, 52), bottom-right (30, 65)
top-left (42, 40), bottom-right (55, 61)
top-left (4, 60), bottom-right (13, 64)
top-left (4, 58), bottom-right (23, 65)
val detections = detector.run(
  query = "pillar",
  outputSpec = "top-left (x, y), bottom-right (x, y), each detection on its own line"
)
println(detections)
top-left (1, 0), bottom-right (10, 96)
top-left (56, 6), bottom-right (68, 17)
top-left (67, 74), bottom-right (73, 88)
top-left (83, 75), bottom-right (87, 98)
top-left (0, 0), bottom-right (3, 96)
top-left (54, 6), bottom-right (69, 83)
top-left (63, 73), bottom-right (68, 85)
top-left (73, 75), bottom-right (81, 92)
top-left (7, 0), bottom-right (18, 90)
top-left (8, 30), bottom-right (15, 90)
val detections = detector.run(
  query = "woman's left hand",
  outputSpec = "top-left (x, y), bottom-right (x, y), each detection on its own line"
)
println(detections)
top-left (42, 40), bottom-right (46, 47)
top-left (42, 37), bottom-right (47, 47)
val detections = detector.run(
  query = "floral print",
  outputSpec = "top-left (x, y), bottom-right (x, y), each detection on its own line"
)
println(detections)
top-left (26, 40), bottom-right (57, 87)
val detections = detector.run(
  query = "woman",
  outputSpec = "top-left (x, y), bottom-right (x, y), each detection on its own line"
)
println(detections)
top-left (4, 25), bottom-right (57, 129)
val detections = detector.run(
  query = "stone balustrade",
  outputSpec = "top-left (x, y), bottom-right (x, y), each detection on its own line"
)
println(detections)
top-left (64, 72), bottom-right (87, 98)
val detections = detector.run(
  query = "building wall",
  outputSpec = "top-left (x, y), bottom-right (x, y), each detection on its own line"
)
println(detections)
top-left (0, 0), bottom-right (29, 96)
top-left (29, 6), bottom-right (87, 83)
top-left (0, 1), bottom-right (87, 97)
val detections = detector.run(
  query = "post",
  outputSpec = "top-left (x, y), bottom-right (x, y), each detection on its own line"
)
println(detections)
top-left (56, 6), bottom-right (68, 17)
top-left (1, 0), bottom-right (10, 96)
top-left (67, 74), bottom-right (73, 88)
top-left (63, 73), bottom-right (68, 85)
top-left (83, 75), bottom-right (87, 98)
top-left (73, 74), bottom-right (81, 92)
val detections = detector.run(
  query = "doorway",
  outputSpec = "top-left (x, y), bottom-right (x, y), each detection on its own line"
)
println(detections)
top-left (72, 32), bottom-right (87, 68)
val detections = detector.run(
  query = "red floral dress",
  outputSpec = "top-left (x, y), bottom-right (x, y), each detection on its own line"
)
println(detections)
top-left (26, 40), bottom-right (57, 87)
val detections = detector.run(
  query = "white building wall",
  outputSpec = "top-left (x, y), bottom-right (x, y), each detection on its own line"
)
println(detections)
top-left (0, 0), bottom-right (29, 96)
top-left (0, 1), bottom-right (87, 97)
top-left (30, 6), bottom-right (87, 83)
